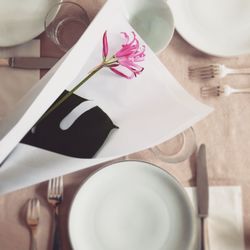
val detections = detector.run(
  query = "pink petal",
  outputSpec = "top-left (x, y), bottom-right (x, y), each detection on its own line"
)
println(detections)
top-left (110, 31), bottom-right (145, 79)
top-left (127, 32), bottom-right (137, 46)
top-left (119, 32), bottom-right (138, 50)
top-left (110, 67), bottom-right (134, 79)
top-left (102, 31), bottom-right (108, 59)
top-left (115, 59), bottom-right (144, 76)
top-left (121, 32), bottom-right (130, 44)
top-left (116, 49), bottom-right (132, 58)
top-left (134, 45), bottom-right (146, 57)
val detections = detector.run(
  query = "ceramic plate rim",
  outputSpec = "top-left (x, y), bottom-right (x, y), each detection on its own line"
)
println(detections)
top-left (68, 160), bottom-right (198, 250)
top-left (169, 0), bottom-right (250, 57)
top-left (0, 0), bottom-right (62, 47)
top-left (174, 26), bottom-right (250, 58)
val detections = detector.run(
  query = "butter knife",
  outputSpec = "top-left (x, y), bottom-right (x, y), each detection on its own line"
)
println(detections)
top-left (196, 144), bottom-right (210, 250)
top-left (0, 57), bottom-right (58, 69)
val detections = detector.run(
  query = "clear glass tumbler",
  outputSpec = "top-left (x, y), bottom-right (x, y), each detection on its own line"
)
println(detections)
top-left (151, 127), bottom-right (197, 163)
top-left (44, 1), bottom-right (90, 52)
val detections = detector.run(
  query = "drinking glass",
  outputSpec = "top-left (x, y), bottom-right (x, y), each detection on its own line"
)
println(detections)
top-left (151, 127), bottom-right (197, 163)
top-left (44, 1), bottom-right (90, 52)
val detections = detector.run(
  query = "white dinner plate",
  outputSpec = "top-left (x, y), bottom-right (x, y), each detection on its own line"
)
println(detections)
top-left (0, 0), bottom-right (60, 47)
top-left (168, 0), bottom-right (250, 57)
top-left (68, 161), bottom-right (198, 250)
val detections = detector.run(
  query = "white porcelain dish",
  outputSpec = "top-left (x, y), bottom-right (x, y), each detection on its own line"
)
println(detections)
top-left (119, 0), bottom-right (174, 54)
top-left (68, 160), bottom-right (198, 250)
top-left (168, 0), bottom-right (250, 57)
top-left (0, 0), bottom-right (60, 47)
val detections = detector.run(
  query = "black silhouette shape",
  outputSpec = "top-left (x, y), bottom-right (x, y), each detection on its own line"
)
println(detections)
top-left (21, 91), bottom-right (118, 158)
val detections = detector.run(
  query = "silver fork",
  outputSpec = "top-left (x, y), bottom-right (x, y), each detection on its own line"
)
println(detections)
top-left (189, 64), bottom-right (250, 80)
top-left (26, 198), bottom-right (40, 250)
top-left (47, 176), bottom-right (63, 250)
top-left (201, 85), bottom-right (250, 97)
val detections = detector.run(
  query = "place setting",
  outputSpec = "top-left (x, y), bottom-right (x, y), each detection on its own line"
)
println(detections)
top-left (0, 0), bottom-right (249, 250)
top-left (21, 142), bottom-right (244, 250)
top-left (24, 160), bottom-right (197, 250)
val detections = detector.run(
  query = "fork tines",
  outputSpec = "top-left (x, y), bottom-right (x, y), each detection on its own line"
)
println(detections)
top-left (189, 64), bottom-right (221, 79)
top-left (47, 176), bottom-right (64, 202)
top-left (200, 85), bottom-right (223, 97)
top-left (26, 198), bottom-right (40, 226)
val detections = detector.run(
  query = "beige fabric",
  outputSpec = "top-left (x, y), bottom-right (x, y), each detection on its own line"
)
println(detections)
top-left (0, 0), bottom-right (250, 249)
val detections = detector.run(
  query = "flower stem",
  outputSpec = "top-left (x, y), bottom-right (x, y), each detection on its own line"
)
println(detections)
top-left (37, 63), bottom-right (104, 124)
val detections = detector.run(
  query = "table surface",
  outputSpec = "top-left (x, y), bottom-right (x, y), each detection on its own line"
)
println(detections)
top-left (1, 0), bottom-right (250, 249)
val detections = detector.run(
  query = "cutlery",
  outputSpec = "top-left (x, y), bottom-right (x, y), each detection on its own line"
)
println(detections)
top-left (189, 64), bottom-right (250, 80)
top-left (201, 85), bottom-right (250, 97)
top-left (47, 176), bottom-right (63, 250)
top-left (0, 57), bottom-right (58, 69)
top-left (26, 198), bottom-right (40, 250)
top-left (196, 144), bottom-right (209, 250)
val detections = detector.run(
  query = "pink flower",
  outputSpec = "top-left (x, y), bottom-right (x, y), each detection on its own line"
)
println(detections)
top-left (40, 31), bottom-right (146, 120)
top-left (102, 31), bottom-right (145, 79)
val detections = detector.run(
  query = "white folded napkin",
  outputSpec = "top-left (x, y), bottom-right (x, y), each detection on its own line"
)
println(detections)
top-left (186, 186), bottom-right (245, 250)
top-left (0, 40), bottom-right (40, 118)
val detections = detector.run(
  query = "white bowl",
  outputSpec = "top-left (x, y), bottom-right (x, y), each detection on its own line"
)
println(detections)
top-left (119, 0), bottom-right (175, 54)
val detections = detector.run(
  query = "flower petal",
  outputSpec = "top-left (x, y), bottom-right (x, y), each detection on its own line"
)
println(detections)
top-left (110, 67), bottom-right (134, 79)
top-left (121, 32), bottom-right (130, 44)
top-left (107, 31), bottom-right (145, 79)
top-left (102, 31), bottom-right (108, 59)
